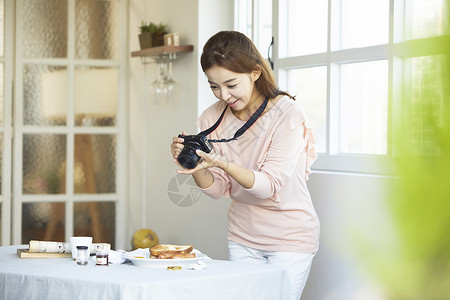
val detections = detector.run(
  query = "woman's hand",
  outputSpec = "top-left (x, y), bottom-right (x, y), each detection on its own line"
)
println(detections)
top-left (171, 131), bottom-right (187, 167)
top-left (176, 150), bottom-right (228, 175)
top-left (178, 149), bottom-right (254, 189)
top-left (172, 137), bottom-right (254, 189)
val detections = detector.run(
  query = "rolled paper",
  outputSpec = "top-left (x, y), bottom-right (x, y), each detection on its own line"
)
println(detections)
top-left (29, 240), bottom-right (111, 254)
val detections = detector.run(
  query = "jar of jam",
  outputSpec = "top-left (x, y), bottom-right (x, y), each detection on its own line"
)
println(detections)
top-left (95, 250), bottom-right (109, 266)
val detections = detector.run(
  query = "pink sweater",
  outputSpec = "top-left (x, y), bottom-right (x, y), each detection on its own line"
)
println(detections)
top-left (197, 96), bottom-right (320, 254)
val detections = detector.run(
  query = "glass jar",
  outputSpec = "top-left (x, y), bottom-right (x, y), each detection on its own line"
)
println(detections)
top-left (95, 250), bottom-right (109, 266)
top-left (76, 245), bottom-right (89, 265)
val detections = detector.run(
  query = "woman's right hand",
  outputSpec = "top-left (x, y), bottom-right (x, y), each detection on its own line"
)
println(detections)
top-left (171, 131), bottom-right (188, 164)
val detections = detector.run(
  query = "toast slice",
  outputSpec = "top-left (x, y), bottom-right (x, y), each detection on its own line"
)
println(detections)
top-left (150, 244), bottom-right (193, 257)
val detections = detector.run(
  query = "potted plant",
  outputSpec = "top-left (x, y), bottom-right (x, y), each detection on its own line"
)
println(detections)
top-left (138, 21), bottom-right (167, 49)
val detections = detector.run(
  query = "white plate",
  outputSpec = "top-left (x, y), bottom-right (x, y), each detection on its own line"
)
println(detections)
top-left (126, 254), bottom-right (208, 269)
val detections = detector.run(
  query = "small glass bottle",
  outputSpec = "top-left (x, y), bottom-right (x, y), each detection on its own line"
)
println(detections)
top-left (95, 250), bottom-right (109, 266)
top-left (76, 245), bottom-right (89, 265)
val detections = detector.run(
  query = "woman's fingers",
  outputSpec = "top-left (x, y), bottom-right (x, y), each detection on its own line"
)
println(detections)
top-left (171, 134), bottom-right (185, 158)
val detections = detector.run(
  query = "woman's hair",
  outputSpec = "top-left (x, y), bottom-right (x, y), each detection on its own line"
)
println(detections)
top-left (200, 31), bottom-right (294, 100)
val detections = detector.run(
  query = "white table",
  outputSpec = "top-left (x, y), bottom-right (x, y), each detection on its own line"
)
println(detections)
top-left (0, 245), bottom-right (293, 300)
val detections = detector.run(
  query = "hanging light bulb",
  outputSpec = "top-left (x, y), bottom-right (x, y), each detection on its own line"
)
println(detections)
top-left (149, 58), bottom-right (179, 105)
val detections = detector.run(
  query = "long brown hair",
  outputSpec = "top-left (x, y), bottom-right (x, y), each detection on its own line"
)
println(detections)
top-left (200, 31), bottom-right (294, 100)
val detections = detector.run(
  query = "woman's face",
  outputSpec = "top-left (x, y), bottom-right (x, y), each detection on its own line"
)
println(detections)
top-left (205, 65), bottom-right (261, 112)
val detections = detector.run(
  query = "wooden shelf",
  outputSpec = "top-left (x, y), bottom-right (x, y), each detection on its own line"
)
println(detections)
top-left (131, 45), bottom-right (194, 57)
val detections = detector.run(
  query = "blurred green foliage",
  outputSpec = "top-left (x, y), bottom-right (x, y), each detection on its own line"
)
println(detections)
top-left (386, 57), bottom-right (450, 299)
top-left (360, 3), bottom-right (450, 299)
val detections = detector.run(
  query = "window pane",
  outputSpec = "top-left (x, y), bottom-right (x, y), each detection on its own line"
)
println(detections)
top-left (341, 0), bottom-right (389, 49)
top-left (74, 201), bottom-right (115, 246)
top-left (23, 134), bottom-right (67, 194)
top-left (22, 202), bottom-right (65, 243)
top-left (339, 60), bottom-right (388, 154)
top-left (0, 63), bottom-right (3, 126)
top-left (234, 0), bottom-right (253, 38)
top-left (406, 0), bottom-right (448, 40)
top-left (74, 134), bottom-right (116, 194)
top-left (0, 134), bottom-right (3, 194)
top-left (407, 55), bottom-right (444, 155)
top-left (25, 64), bottom-right (68, 126)
top-left (0, 204), bottom-right (2, 244)
top-left (279, 0), bottom-right (328, 57)
top-left (234, 0), bottom-right (272, 56)
top-left (75, 0), bottom-right (118, 59)
top-left (74, 67), bottom-right (117, 127)
top-left (286, 67), bottom-right (327, 153)
top-left (23, 0), bottom-right (68, 58)
top-left (255, 0), bottom-right (272, 56)
top-left (0, 0), bottom-right (4, 57)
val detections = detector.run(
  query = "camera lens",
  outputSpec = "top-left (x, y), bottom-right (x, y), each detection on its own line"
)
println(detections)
top-left (177, 143), bottom-right (201, 169)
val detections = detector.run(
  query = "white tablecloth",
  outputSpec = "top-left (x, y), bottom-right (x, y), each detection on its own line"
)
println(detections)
top-left (0, 245), bottom-right (293, 300)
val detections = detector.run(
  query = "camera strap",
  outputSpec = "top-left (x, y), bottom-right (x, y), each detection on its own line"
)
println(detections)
top-left (200, 96), bottom-right (269, 143)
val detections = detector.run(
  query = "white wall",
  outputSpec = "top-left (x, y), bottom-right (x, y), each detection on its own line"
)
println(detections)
top-left (303, 172), bottom-right (392, 300)
top-left (197, 0), bottom-right (235, 116)
top-left (128, 0), bottom-right (392, 298)
top-left (128, 0), bottom-right (234, 259)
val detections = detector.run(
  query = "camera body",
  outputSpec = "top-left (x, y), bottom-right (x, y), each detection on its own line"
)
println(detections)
top-left (177, 134), bottom-right (213, 169)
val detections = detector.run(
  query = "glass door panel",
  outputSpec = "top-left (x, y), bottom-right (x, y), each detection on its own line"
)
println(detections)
top-left (22, 134), bottom-right (67, 194)
top-left (22, 202), bottom-right (65, 243)
top-left (75, 0), bottom-right (118, 60)
top-left (0, 64), bottom-right (3, 126)
top-left (0, 0), bottom-right (3, 57)
top-left (74, 134), bottom-right (116, 194)
top-left (74, 67), bottom-right (118, 127)
top-left (74, 201), bottom-right (115, 245)
top-left (15, 0), bottom-right (124, 248)
top-left (24, 65), bottom-right (68, 126)
top-left (23, 0), bottom-right (68, 58)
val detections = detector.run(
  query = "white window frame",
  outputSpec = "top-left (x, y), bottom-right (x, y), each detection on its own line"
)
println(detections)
top-left (236, 0), bottom-right (449, 175)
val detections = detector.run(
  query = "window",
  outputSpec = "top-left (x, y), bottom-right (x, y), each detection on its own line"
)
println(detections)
top-left (406, 0), bottom-right (447, 40)
top-left (235, 0), bottom-right (273, 56)
top-left (339, 0), bottom-right (389, 49)
top-left (235, 0), bottom-right (449, 174)
top-left (338, 60), bottom-right (388, 155)
top-left (403, 54), bottom-right (445, 156)
top-left (279, 0), bottom-right (328, 57)
top-left (286, 66), bottom-right (327, 153)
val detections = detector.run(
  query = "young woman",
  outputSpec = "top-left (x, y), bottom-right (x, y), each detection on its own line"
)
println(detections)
top-left (171, 31), bottom-right (319, 300)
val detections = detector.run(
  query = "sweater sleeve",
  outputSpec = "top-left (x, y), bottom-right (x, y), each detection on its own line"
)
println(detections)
top-left (245, 107), bottom-right (318, 200)
top-left (199, 167), bottom-right (232, 199)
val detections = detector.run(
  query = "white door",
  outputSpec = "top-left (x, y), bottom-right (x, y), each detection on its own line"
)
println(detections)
top-left (1, 0), bottom-right (127, 249)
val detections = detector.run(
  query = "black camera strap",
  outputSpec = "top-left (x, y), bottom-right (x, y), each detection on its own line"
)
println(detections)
top-left (200, 96), bottom-right (269, 143)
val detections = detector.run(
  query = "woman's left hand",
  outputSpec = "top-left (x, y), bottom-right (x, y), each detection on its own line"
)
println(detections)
top-left (176, 150), bottom-right (228, 174)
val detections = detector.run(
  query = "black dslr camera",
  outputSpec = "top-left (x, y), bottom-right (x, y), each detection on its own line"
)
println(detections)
top-left (177, 134), bottom-right (213, 169)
